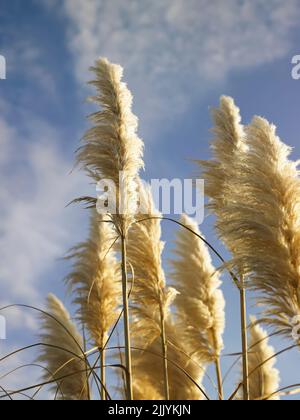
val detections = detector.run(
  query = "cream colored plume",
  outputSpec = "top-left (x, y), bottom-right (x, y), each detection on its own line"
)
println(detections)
top-left (133, 320), bottom-right (206, 400)
top-left (127, 182), bottom-right (175, 345)
top-left (38, 294), bottom-right (89, 400)
top-left (66, 210), bottom-right (121, 349)
top-left (199, 96), bottom-right (246, 217)
top-left (246, 318), bottom-right (280, 400)
top-left (198, 96), bottom-right (247, 270)
top-left (218, 117), bottom-right (300, 339)
top-left (170, 214), bottom-right (225, 362)
top-left (77, 57), bottom-right (144, 235)
top-left (133, 377), bottom-right (163, 400)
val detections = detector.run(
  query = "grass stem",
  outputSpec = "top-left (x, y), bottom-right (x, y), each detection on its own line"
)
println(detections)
top-left (160, 306), bottom-right (170, 400)
top-left (121, 235), bottom-right (133, 400)
top-left (215, 357), bottom-right (223, 400)
top-left (240, 284), bottom-right (249, 400)
top-left (100, 348), bottom-right (106, 400)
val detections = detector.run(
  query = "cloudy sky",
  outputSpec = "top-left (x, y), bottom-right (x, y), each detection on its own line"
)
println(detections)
top-left (1, 0), bottom-right (300, 399)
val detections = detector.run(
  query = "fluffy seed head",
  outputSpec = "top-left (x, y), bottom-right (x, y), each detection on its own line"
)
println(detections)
top-left (77, 57), bottom-right (144, 235)
top-left (66, 210), bottom-right (121, 349)
top-left (246, 317), bottom-right (280, 400)
top-left (219, 116), bottom-right (300, 338)
top-left (127, 183), bottom-right (174, 345)
top-left (133, 320), bottom-right (206, 400)
top-left (38, 294), bottom-right (89, 400)
top-left (171, 214), bottom-right (225, 361)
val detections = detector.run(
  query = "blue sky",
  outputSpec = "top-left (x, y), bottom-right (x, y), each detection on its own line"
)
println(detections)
top-left (1, 0), bottom-right (300, 399)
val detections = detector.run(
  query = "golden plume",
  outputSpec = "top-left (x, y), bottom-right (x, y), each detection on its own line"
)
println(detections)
top-left (38, 294), bottom-right (89, 400)
top-left (127, 183), bottom-right (175, 343)
top-left (133, 320), bottom-right (206, 400)
top-left (198, 96), bottom-right (249, 399)
top-left (246, 317), bottom-right (280, 401)
top-left (127, 182), bottom-right (177, 399)
top-left (66, 210), bottom-right (121, 350)
top-left (170, 214), bottom-right (225, 362)
top-left (219, 116), bottom-right (300, 339)
top-left (133, 377), bottom-right (163, 400)
top-left (77, 57), bottom-right (144, 399)
top-left (66, 209), bottom-right (121, 399)
top-left (77, 57), bottom-right (144, 236)
top-left (199, 95), bottom-right (246, 225)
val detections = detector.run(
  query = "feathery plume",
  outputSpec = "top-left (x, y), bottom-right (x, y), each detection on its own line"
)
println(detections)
top-left (66, 209), bottom-right (120, 399)
top-left (197, 96), bottom-right (249, 399)
top-left (127, 182), bottom-right (176, 399)
top-left (171, 214), bottom-right (225, 361)
top-left (133, 321), bottom-right (206, 400)
top-left (246, 317), bottom-right (280, 400)
top-left (66, 210), bottom-right (121, 350)
top-left (77, 57), bottom-right (144, 236)
top-left (217, 117), bottom-right (300, 339)
top-left (133, 378), bottom-right (163, 400)
top-left (38, 294), bottom-right (89, 400)
top-left (199, 96), bottom-right (246, 225)
top-left (77, 58), bottom-right (144, 399)
top-left (127, 183), bottom-right (173, 343)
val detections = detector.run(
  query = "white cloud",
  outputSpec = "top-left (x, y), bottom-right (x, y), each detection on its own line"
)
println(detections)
top-left (61, 0), bottom-right (300, 130)
top-left (0, 118), bottom-right (16, 164)
top-left (0, 113), bottom-right (87, 303)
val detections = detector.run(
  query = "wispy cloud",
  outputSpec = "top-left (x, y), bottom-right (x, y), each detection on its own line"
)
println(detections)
top-left (61, 0), bottom-right (300, 129)
top-left (0, 111), bottom-right (87, 303)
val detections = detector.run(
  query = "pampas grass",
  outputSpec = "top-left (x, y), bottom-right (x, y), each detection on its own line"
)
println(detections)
top-left (127, 182), bottom-right (176, 399)
top-left (218, 116), bottom-right (300, 341)
top-left (198, 96), bottom-right (250, 399)
top-left (246, 317), bottom-right (280, 401)
top-left (127, 183), bottom-right (168, 343)
top-left (170, 214), bottom-right (225, 398)
top-left (133, 378), bottom-right (163, 400)
top-left (133, 320), bottom-right (206, 400)
top-left (200, 95), bottom-right (246, 228)
top-left (77, 58), bottom-right (145, 399)
top-left (6, 59), bottom-right (300, 400)
top-left (77, 57), bottom-right (144, 236)
top-left (37, 294), bottom-right (89, 400)
top-left (66, 209), bottom-right (121, 399)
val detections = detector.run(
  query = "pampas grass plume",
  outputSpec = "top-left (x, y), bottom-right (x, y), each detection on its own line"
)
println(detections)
top-left (77, 57), bottom-right (144, 235)
top-left (38, 294), bottom-right (89, 400)
top-left (171, 214), bottom-right (225, 361)
top-left (66, 210), bottom-right (121, 349)
top-left (247, 317), bottom-right (280, 400)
